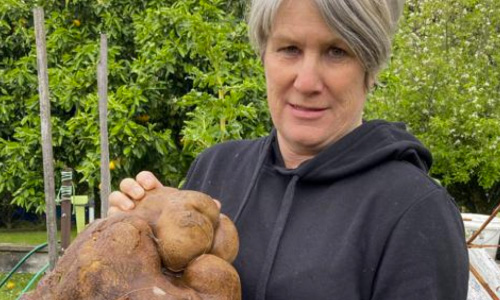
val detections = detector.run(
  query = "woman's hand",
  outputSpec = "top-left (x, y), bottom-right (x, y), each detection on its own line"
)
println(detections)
top-left (108, 171), bottom-right (220, 216)
top-left (108, 171), bottom-right (165, 216)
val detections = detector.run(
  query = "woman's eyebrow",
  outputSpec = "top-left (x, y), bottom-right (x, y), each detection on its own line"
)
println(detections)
top-left (270, 33), bottom-right (347, 47)
top-left (269, 33), bottom-right (297, 43)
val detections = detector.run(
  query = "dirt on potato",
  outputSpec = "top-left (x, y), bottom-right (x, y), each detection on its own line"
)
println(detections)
top-left (21, 189), bottom-right (241, 300)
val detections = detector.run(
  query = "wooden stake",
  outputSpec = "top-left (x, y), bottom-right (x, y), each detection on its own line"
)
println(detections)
top-left (467, 202), bottom-right (500, 245)
top-left (33, 7), bottom-right (58, 269)
top-left (470, 264), bottom-right (500, 300)
top-left (98, 33), bottom-right (110, 218)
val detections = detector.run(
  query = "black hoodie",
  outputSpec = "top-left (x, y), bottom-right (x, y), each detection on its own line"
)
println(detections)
top-left (183, 120), bottom-right (469, 300)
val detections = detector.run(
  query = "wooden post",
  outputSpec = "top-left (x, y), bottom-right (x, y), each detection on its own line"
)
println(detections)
top-left (470, 264), bottom-right (500, 300)
top-left (33, 7), bottom-right (58, 269)
top-left (60, 168), bottom-right (73, 252)
top-left (98, 34), bottom-right (110, 218)
top-left (467, 202), bottom-right (500, 244)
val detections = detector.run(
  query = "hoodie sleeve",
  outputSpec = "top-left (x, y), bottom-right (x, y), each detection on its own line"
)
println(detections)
top-left (371, 188), bottom-right (469, 300)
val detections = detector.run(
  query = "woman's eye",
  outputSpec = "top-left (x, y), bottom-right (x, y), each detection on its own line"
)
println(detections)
top-left (327, 47), bottom-right (347, 58)
top-left (279, 46), bottom-right (300, 55)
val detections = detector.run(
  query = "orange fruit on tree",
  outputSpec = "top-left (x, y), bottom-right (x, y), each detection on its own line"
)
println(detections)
top-left (73, 19), bottom-right (81, 27)
top-left (135, 114), bottom-right (150, 123)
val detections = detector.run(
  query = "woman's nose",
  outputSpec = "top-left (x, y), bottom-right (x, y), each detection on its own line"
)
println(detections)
top-left (293, 56), bottom-right (324, 94)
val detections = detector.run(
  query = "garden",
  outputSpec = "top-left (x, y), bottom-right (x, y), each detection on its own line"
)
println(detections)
top-left (1, 0), bottom-right (500, 298)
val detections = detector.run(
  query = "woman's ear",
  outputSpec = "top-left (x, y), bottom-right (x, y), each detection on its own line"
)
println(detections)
top-left (365, 73), bottom-right (376, 91)
top-left (369, 77), bottom-right (376, 89)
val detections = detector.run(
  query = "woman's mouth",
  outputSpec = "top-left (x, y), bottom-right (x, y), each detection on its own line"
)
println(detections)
top-left (289, 103), bottom-right (327, 119)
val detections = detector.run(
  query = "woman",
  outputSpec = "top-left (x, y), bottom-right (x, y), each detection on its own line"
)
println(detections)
top-left (110, 0), bottom-right (469, 299)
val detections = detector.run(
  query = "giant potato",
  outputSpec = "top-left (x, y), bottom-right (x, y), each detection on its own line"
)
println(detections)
top-left (22, 188), bottom-right (240, 300)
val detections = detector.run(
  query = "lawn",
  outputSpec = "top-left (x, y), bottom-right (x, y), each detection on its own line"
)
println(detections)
top-left (0, 229), bottom-right (78, 245)
top-left (0, 272), bottom-right (40, 300)
top-left (0, 229), bottom-right (77, 300)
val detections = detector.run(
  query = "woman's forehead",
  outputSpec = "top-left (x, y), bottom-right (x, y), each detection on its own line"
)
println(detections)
top-left (270, 0), bottom-right (344, 43)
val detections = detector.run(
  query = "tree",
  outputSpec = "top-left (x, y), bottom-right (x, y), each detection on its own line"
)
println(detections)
top-left (1, 0), bottom-right (499, 215)
top-left (366, 0), bottom-right (500, 212)
top-left (0, 0), bottom-right (268, 216)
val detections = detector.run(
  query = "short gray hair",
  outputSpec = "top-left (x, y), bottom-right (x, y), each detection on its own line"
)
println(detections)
top-left (248, 0), bottom-right (405, 76)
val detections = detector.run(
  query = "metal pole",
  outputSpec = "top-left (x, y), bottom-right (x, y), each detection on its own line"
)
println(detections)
top-left (88, 189), bottom-right (95, 223)
top-left (98, 33), bottom-right (110, 218)
top-left (33, 7), bottom-right (58, 269)
top-left (60, 168), bottom-right (73, 251)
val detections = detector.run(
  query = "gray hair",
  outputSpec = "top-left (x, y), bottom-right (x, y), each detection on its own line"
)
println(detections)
top-left (248, 0), bottom-right (405, 76)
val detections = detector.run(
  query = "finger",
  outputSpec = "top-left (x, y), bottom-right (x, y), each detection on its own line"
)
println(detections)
top-left (119, 177), bottom-right (145, 200)
top-left (109, 190), bottom-right (135, 210)
top-left (107, 206), bottom-right (123, 217)
top-left (136, 171), bottom-right (164, 191)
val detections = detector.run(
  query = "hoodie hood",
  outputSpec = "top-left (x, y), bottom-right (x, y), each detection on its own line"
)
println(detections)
top-left (271, 120), bottom-right (432, 182)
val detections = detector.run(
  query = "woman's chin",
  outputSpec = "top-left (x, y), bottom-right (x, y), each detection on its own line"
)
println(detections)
top-left (279, 131), bottom-right (331, 155)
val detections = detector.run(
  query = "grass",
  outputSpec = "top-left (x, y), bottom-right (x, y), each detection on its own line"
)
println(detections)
top-left (0, 230), bottom-right (78, 246)
top-left (0, 272), bottom-right (40, 300)
top-left (0, 221), bottom-right (83, 299)
top-left (0, 228), bottom-right (77, 299)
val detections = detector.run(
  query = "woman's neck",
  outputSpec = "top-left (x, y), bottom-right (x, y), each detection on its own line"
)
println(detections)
top-left (276, 134), bottom-right (318, 169)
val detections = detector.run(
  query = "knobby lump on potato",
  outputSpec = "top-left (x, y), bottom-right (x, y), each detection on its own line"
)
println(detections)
top-left (22, 189), bottom-right (241, 300)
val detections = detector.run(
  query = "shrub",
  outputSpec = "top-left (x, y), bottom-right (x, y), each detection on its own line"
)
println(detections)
top-left (367, 0), bottom-right (500, 212)
top-left (0, 0), bottom-right (268, 214)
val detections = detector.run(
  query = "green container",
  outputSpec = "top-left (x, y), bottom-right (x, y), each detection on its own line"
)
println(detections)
top-left (71, 196), bottom-right (89, 234)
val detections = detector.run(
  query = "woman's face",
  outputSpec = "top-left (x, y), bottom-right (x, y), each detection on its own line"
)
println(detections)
top-left (264, 0), bottom-right (369, 159)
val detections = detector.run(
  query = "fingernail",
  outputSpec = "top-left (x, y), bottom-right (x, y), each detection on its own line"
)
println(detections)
top-left (125, 202), bottom-right (134, 210)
